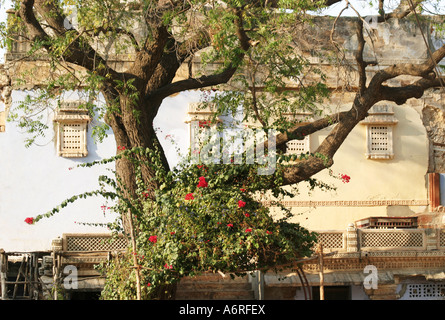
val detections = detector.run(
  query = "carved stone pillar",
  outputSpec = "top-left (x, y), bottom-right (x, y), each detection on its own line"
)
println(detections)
top-left (425, 228), bottom-right (439, 251)
top-left (346, 223), bottom-right (358, 252)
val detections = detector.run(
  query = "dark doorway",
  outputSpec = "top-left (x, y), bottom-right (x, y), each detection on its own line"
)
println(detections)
top-left (312, 286), bottom-right (351, 300)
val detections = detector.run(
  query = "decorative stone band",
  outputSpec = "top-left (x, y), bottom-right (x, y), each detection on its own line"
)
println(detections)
top-left (301, 252), bottom-right (445, 274)
top-left (261, 199), bottom-right (429, 207)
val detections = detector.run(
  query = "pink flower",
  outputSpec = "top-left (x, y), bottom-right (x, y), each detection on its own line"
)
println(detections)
top-left (238, 200), bottom-right (246, 208)
top-left (164, 264), bottom-right (173, 269)
top-left (197, 176), bottom-right (208, 188)
top-left (245, 228), bottom-right (252, 232)
top-left (147, 282), bottom-right (151, 287)
top-left (24, 217), bottom-right (34, 225)
top-left (149, 235), bottom-right (157, 244)
top-left (185, 193), bottom-right (194, 200)
top-left (341, 174), bottom-right (351, 183)
top-left (227, 223), bottom-right (233, 227)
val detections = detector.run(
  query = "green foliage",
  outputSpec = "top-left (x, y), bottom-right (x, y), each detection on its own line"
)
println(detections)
top-left (97, 148), bottom-right (318, 300)
top-left (32, 146), bottom-right (319, 300)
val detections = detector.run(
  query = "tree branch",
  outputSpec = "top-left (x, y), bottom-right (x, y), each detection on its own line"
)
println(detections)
top-left (368, 43), bottom-right (445, 90)
top-left (21, 0), bottom-right (120, 81)
top-left (355, 19), bottom-right (367, 95)
top-left (144, 6), bottom-right (251, 102)
top-left (380, 0), bottom-right (425, 21)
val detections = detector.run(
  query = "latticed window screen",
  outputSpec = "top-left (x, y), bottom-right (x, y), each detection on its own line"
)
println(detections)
top-left (54, 101), bottom-right (91, 158)
top-left (360, 231), bottom-right (424, 248)
top-left (370, 126), bottom-right (389, 152)
top-left (407, 284), bottom-right (445, 299)
top-left (365, 125), bottom-right (394, 159)
top-left (66, 235), bottom-right (128, 251)
top-left (61, 124), bottom-right (82, 151)
top-left (361, 105), bottom-right (397, 160)
top-left (316, 232), bottom-right (344, 249)
top-left (286, 136), bottom-right (310, 155)
top-left (440, 230), bottom-right (445, 247)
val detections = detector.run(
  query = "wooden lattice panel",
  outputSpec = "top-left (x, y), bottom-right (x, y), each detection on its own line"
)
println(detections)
top-left (316, 232), bottom-right (344, 249)
top-left (54, 100), bottom-right (91, 158)
top-left (370, 126), bottom-right (390, 152)
top-left (406, 284), bottom-right (445, 299)
top-left (360, 230), bottom-right (424, 249)
top-left (61, 124), bottom-right (82, 150)
top-left (57, 122), bottom-right (88, 157)
top-left (440, 230), bottom-right (445, 247)
top-left (64, 235), bottom-right (128, 251)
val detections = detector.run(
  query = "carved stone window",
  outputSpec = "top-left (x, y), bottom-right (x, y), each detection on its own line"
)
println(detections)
top-left (361, 105), bottom-right (398, 160)
top-left (185, 102), bottom-right (222, 148)
top-left (286, 135), bottom-right (310, 155)
top-left (54, 101), bottom-right (91, 158)
top-left (283, 112), bottom-right (313, 156)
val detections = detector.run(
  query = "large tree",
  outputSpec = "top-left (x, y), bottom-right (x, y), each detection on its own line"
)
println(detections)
top-left (5, 0), bottom-right (443, 194)
top-left (3, 0), bottom-right (443, 193)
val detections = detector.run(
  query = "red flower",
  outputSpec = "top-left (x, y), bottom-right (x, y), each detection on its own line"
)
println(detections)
top-left (147, 283), bottom-right (151, 287)
top-left (244, 213), bottom-right (250, 217)
top-left (238, 200), bottom-right (246, 208)
top-left (197, 176), bottom-right (208, 188)
top-left (117, 146), bottom-right (126, 151)
top-left (240, 188), bottom-right (246, 192)
top-left (185, 193), bottom-right (194, 200)
top-left (227, 223), bottom-right (233, 227)
top-left (197, 165), bottom-right (204, 169)
top-left (149, 235), bottom-right (157, 244)
top-left (24, 217), bottom-right (34, 225)
top-left (341, 174), bottom-right (351, 183)
top-left (199, 120), bottom-right (212, 128)
top-left (266, 231), bottom-right (272, 235)
top-left (245, 228), bottom-right (252, 232)
top-left (164, 264), bottom-right (173, 269)
top-left (170, 231), bottom-right (176, 235)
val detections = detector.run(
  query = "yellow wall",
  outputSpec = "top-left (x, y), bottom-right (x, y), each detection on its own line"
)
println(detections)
top-left (276, 103), bottom-right (430, 231)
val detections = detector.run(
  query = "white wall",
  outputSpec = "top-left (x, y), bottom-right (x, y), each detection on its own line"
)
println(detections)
top-left (0, 90), bottom-right (200, 252)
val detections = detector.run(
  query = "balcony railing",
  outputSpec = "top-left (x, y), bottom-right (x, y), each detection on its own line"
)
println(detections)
top-left (315, 226), bottom-right (445, 253)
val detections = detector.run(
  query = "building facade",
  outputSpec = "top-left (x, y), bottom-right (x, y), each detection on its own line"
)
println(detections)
top-left (1, 10), bottom-right (445, 300)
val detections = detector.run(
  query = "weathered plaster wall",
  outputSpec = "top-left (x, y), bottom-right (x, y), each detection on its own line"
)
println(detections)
top-left (1, 15), bottom-right (444, 251)
top-left (0, 91), bottom-right (117, 251)
top-left (270, 97), bottom-right (430, 230)
top-left (0, 89), bottom-right (198, 252)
